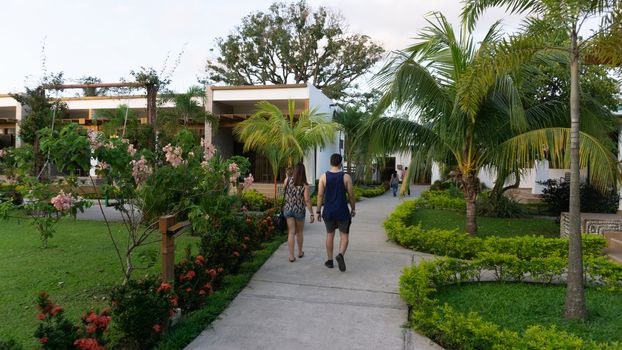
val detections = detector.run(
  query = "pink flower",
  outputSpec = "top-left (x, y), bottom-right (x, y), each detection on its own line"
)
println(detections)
top-left (127, 143), bottom-right (137, 157)
top-left (243, 173), bottom-right (254, 189)
top-left (201, 138), bottom-right (217, 162)
top-left (51, 190), bottom-right (74, 211)
top-left (162, 143), bottom-right (185, 167)
top-left (131, 155), bottom-right (152, 185)
top-left (0, 149), bottom-right (7, 157)
top-left (228, 163), bottom-right (240, 183)
top-left (87, 130), bottom-right (104, 150)
top-left (95, 161), bottom-right (109, 171)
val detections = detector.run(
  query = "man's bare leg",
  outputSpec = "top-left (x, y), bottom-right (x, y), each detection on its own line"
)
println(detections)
top-left (325, 231), bottom-right (335, 268)
top-left (339, 232), bottom-right (349, 255)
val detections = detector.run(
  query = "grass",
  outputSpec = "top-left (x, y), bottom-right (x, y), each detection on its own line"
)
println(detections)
top-left (0, 216), bottom-right (200, 348)
top-left (435, 282), bottom-right (622, 344)
top-left (155, 233), bottom-right (287, 349)
top-left (409, 208), bottom-right (559, 238)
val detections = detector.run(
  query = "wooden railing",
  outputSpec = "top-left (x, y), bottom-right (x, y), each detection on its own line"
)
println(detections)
top-left (159, 215), bottom-right (192, 282)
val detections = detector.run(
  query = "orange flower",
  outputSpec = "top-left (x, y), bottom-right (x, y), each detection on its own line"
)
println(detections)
top-left (186, 270), bottom-right (196, 280)
top-left (37, 313), bottom-right (45, 320)
top-left (233, 251), bottom-right (240, 257)
top-left (153, 324), bottom-right (162, 333)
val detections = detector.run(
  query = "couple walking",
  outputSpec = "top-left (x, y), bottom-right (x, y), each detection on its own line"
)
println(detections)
top-left (283, 153), bottom-right (355, 271)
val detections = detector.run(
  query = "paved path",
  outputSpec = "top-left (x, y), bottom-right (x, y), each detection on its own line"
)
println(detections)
top-left (186, 186), bottom-right (442, 350)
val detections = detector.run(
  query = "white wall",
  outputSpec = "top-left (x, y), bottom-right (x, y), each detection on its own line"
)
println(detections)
top-left (212, 86), bottom-right (309, 102)
top-left (308, 85), bottom-right (338, 183)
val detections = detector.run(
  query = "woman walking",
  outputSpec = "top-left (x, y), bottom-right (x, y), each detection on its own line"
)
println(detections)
top-left (283, 162), bottom-right (314, 262)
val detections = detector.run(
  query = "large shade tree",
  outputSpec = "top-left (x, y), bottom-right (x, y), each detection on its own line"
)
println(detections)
top-left (234, 100), bottom-right (339, 196)
top-left (368, 13), bottom-right (619, 238)
top-left (205, 0), bottom-right (384, 100)
top-left (463, 0), bottom-right (622, 321)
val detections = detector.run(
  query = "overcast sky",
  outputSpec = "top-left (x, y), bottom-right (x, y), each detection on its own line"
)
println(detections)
top-left (0, 0), bottom-right (525, 94)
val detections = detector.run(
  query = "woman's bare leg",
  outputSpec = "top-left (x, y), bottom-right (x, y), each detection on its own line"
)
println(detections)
top-left (295, 219), bottom-right (305, 256)
top-left (286, 217), bottom-right (296, 261)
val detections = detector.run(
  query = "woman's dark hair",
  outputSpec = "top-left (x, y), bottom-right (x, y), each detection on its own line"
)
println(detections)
top-left (292, 162), bottom-right (308, 186)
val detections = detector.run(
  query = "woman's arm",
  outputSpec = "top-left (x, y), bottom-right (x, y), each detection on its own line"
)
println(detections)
top-left (304, 185), bottom-right (314, 223)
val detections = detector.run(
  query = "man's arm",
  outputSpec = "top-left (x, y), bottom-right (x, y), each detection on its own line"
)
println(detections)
top-left (344, 174), bottom-right (356, 217)
top-left (316, 174), bottom-right (326, 221)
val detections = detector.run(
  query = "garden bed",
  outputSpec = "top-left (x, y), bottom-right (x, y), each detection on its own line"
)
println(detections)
top-left (410, 208), bottom-right (559, 238)
top-left (436, 282), bottom-right (622, 344)
top-left (0, 217), bottom-right (200, 348)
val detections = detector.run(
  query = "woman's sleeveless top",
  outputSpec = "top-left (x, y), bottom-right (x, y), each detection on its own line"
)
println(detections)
top-left (284, 179), bottom-right (306, 214)
top-left (322, 171), bottom-right (351, 221)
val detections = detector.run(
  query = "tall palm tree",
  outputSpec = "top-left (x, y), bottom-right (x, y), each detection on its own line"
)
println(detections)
top-left (369, 12), bottom-right (618, 238)
top-left (334, 105), bottom-right (368, 175)
top-left (234, 100), bottom-right (339, 197)
top-left (463, 0), bottom-right (622, 321)
top-left (159, 86), bottom-right (217, 138)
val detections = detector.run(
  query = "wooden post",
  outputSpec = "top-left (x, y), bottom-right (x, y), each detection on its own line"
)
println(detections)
top-left (160, 215), bottom-right (176, 282)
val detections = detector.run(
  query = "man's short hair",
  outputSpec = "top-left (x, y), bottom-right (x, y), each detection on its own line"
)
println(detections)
top-left (330, 153), bottom-right (342, 167)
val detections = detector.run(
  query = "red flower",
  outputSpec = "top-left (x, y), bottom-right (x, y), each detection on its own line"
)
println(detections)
top-left (186, 287), bottom-right (192, 293)
top-left (85, 311), bottom-right (97, 323)
top-left (217, 267), bottom-right (224, 273)
top-left (74, 338), bottom-right (104, 350)
top-left (199, 289), bottom-right (206, 296)
top-left (186, 270), bottom-right (196, 280)
top-left (37, 313), bottom-right (45, 320)
top-left (157, 282), bottom-right (172, 293)
top-left (233, 251), bottom-right (240, 257)
top-left (39, 337), bottom-right (48, 344)
top-left (170, 296), bottom-right (179, 307)
top-left (195, 255), bottom-right (205, 265)
top-left (86, 325), bottom-right (97, 333)
top-left (95, 315), bottom-right (111, 329)
top-left (50, 306), bottom-right (63, 316)
top-left (111, 300), bottom-right (117, 306)
top-left (153, 324), bottom-right (162, 333)
top-left (204, 282), bottom-right (212, 291)
top-left (39, 291), bottom-right (49, 298)
top-left (208, 269), bottom-right (217, 279)
top-left (243, 236), bottom-right (250, 241)
top-left (169, 308), bottom-right (174, 317)
top-left (246, 219), bottom-right (252, 224)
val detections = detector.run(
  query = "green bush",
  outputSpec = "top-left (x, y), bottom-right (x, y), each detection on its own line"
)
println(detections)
top-left (477, 191), bottom-right (526, 218)
top-left (355, 185), bottom-right (387, 198)
top-left (400, 258), bottom-right (622, 350)
top-left (0, 338), bottom-right (23, 350)
top-left (417, 190), bottom-right (466, 210)
top-left (241, 190), bottom-right (267, 211)
top-left (541, 179), bottom-right (619, 216)
top-left (108, 277), bottom-right (176, 350)
top-left (386, 200), bottom-right (607, 261)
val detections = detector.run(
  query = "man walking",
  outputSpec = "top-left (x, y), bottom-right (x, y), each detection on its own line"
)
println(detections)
top-left (317, 153), bottom-right (356, 272)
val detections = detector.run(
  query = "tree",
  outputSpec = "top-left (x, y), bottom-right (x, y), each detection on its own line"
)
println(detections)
top-left (159, 86), bottom-right (217, 139)
top-left (333, 105), bottom-right (368, 175)
top-left (463, 0), bottom-right (622, 320)
top-left (78, 76), bottom-right (108, 96)
top-left (11, 73), bottom-right (67, 178)
top-left (369, 12), bottom-right (618, 238)
top-left (234, 100), bottom-right (339, 196)
top-left (205, 1), bottom-right (384, 100)
top-left (96, 105), bottom-right (153, 150)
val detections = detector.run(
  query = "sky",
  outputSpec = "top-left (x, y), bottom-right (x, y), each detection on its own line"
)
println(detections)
top-left (0, 0), bottom-right (525, 94)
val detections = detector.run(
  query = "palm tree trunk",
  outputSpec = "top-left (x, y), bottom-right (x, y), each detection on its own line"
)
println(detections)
top-left (564, 31), bottom-right (587, 320)
top-left (463, 173), bottom-right (478, 235)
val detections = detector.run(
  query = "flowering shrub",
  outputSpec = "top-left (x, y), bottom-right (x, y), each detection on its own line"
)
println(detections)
top-left (162, 143), bottom-right (185, 168)
top-left (243, 173), bottom-right (254, 190)
top-left (174, 249), bottom-right (223, 311)
top-left (108, 277), bottom-right (175, 350)
top-left (34, 291), bottom-right (77, 349)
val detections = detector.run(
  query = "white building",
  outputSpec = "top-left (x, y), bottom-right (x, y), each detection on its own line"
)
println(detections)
top-left (0, 84), bottom-right (341, 190)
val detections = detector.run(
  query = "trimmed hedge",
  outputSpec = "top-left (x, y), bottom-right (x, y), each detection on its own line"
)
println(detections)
top-left (388, 199), bottom-right (622, 349)
top-left (400, 258), bottom-right (622, 350)
top-left (386, 200), bottom-right (607, 260)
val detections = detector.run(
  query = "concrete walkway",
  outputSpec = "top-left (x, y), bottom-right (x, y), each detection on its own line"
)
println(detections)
top-left (186, 186), bottom-right (441, 350)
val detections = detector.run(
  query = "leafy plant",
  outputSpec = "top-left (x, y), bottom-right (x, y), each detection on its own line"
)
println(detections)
top-left (540, 179), bottom-right (619, 216)
top-left (34, 292), bottom-right (77, 350)
top-left (477, 191), bottom-right (526, 218)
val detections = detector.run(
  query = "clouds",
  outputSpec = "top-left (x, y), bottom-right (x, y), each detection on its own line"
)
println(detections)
top-left (0, 0), bottom-right (523, 93)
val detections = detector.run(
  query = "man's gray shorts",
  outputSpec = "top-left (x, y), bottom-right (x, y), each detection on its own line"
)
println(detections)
top-left (324, 219), bottom-right (351, 234)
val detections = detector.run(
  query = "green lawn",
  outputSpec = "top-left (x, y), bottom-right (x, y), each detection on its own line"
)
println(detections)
top-left (436, 282), bottom-right (622, 344)
top-left (0, 216), bottom-right (200, 348)
top-left (410, 208), bottom-right (559, 238)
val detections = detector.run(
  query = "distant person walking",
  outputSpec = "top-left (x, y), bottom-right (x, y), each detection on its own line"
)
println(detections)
top-left (390, 171), bottom-right (399, 197)
top-left (316, 154), bottom-right (355, 272)
top-left (283, 163), bottom-right (315, 263)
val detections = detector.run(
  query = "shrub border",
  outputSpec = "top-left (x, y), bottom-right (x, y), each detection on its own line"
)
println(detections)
top-left (387, 200), bottom-right (622, 349)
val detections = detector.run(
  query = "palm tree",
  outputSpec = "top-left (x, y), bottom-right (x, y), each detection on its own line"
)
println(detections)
top-left (159, 86), bottom-right (217, 139)
top-left (369, 12), bottom-right (618, 238)
top-left (235, 100), bottom-right (339, 196)
top-left (334, 105), bottom-right (368, 175)
top-left (463, 0), bottom-right (622, 321)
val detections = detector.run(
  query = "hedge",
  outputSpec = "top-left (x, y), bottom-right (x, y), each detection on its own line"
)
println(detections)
top-left (388, 199), bottom-right (622, 349)
top-left (400, 257), bottom-right (622, 350)
top-left (385, 199), bottom-right (607, 260)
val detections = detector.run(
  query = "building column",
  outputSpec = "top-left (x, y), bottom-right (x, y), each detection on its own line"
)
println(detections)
top-left (204, 86), bottom-right (214, 144)
top-left (533, 160), bottom-right (549, 195)
top-left (14, 103), bottom-right (23, 148)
